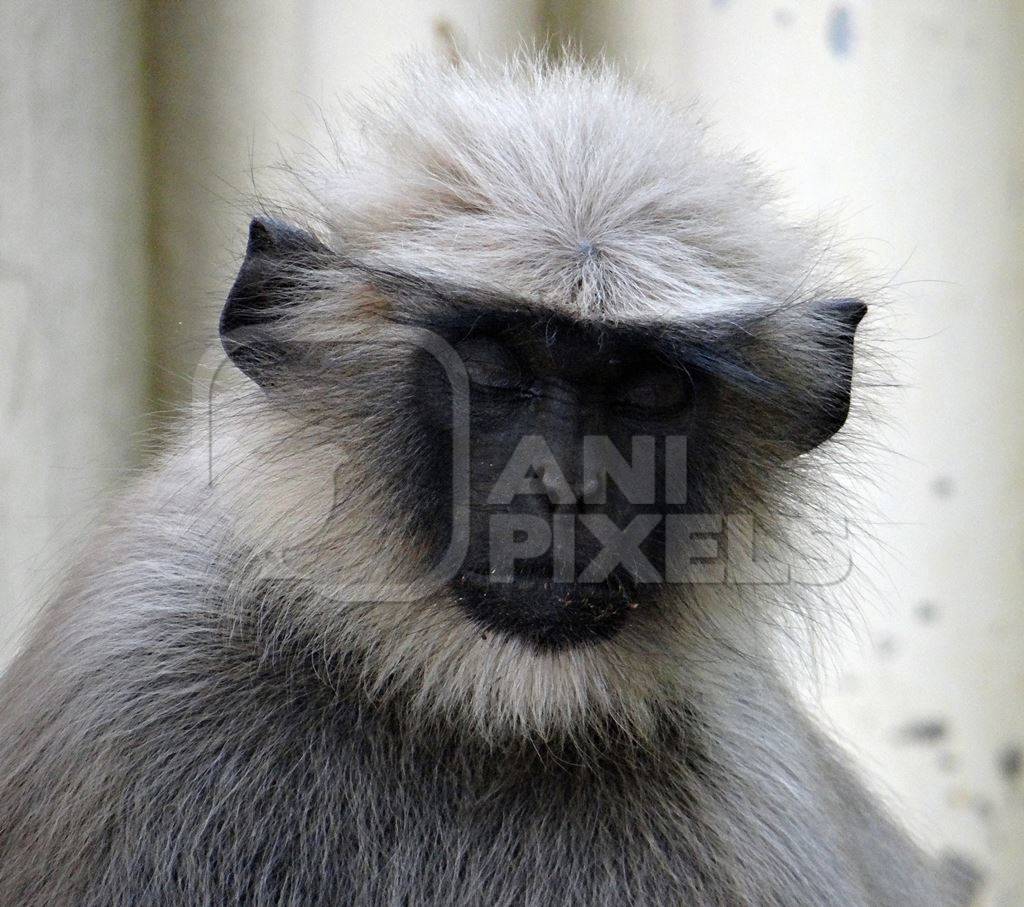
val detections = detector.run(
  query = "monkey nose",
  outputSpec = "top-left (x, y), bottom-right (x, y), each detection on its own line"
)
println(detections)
top-left (540, 467), bottom-right (568, 497)
top-left (538, 467), bottom-right (601, 504)
top-left (577, 474), bottom-right (601, 500)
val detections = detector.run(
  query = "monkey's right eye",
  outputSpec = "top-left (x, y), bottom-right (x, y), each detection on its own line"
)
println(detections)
top-left (456, 338), bottom-right (530, 393)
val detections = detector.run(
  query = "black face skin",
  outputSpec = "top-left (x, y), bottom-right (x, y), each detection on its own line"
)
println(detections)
top-left (406, 307), bottom-right (720, 650)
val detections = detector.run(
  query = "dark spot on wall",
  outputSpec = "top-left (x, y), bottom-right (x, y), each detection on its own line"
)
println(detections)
top-left (874, 635), bottom-right (897, 659)
top-left (999, 745), bottom-right (1023, 783)
top-left (940, 852), bottom-right (985, 904)
top-left (896, 719), bottom-right (948, 745)
top-left (774, 8), bottom-right (795, 27)
top-left (972, 796), bottom-right (994, 821)
top-left (930, 475), bottom-right (955, 499)
top-left (827, 6), bottom-right (854, 57)
top-left (915, 600), bottom-right (940, 623)
top-left (432, 18), bottom-right (462, 66)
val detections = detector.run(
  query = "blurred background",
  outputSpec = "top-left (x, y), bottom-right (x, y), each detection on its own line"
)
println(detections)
top-left (1, 2), bottom-right (1022, 903)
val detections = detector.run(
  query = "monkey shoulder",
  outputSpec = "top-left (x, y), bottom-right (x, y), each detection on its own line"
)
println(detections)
top-left (0, 591), bottom-right (956, 907)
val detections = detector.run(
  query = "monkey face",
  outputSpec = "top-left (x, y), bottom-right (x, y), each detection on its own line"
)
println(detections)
top-left (391, 293), bottom-right (862, 651)
top-left (220, 217), bottom-right (865, 656)
top-left (209, 59), bottom-right (873, 736)
top-left (405, 308), bottom-right (714, 649)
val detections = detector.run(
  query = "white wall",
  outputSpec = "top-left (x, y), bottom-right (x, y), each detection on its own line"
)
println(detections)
top-left (0, 2), bottom-right (149, 662)
top-left (575, 2), bottom-right (1024, 903)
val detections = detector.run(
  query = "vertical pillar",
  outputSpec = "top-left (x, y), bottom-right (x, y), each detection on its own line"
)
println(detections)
top-left (0, 4), bottom-right (149, 662)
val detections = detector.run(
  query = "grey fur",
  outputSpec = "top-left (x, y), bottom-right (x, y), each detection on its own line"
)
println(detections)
top-left (0, 55), bottom-right (955, 905)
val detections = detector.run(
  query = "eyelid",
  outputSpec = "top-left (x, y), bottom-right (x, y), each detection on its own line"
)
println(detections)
top-left (457, 338), bottom-right (531, 390)
top-left (617, 367), bottom-right (694, 412)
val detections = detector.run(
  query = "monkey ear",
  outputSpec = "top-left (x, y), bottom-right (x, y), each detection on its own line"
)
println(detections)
top-left (785, 297), bottom-right (867, 455)
top-left (220, 216), bottom-right (330, 385)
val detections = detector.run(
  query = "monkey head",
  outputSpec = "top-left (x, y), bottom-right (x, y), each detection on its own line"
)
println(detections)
top-left (213, 59), bottom-right (867, 740)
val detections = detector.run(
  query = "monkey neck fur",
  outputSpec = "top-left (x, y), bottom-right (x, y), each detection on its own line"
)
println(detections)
top-left (0, 502), bottom-right (944, 904)
top-left (153, 415), bottom-right (790, 749)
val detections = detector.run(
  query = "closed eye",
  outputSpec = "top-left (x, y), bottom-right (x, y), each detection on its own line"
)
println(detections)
top-left (456, 337), bottom-right (531, 393)
top-left (616, 367), bottom-right (694, 415)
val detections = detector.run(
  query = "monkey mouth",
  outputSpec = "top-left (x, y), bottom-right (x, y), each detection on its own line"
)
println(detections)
top-left (450, 568), bottom-right (642, 649)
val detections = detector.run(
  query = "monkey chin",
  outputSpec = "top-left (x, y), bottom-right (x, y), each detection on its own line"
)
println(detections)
top-left (449, 569), bottom-right (645, 650)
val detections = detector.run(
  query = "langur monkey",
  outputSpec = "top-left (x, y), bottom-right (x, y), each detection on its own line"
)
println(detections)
top-left (0, 57), bottom-right (958, 906)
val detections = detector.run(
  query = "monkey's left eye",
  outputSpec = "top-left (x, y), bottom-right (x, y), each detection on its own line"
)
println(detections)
top-left (616, 368), bottom-right (693, 415)
top-left (456, 338), bottom-right (529, 392)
